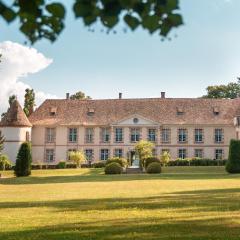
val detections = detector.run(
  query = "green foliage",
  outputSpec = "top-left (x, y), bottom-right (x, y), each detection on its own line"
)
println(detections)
top-left (144, 157), bottom-right (160, 169)
top-left (92, 161), bottom-right (106, 168)
top-left (14, 142), bottom-right (32, 177)
top-left (106, 157), bottom-right (128, 168)
top-left (68, 150), bottom-right (86, 168)
top-left (70, 91), bottom-right (91, 100)
top-left (0, 0), bottom-right (183, 44)
top-left (0, 154), bottom-right (12, 170)
top-left (135, 140), bottom-right (154, 168)
top-left (146, 162), bottom-right (161, 174)
top-left (23, 88), bottom-right (35, 116)
top-left (202, 80), bottom-right (240, 99)
top-left (160, 151), bottom-right (171, 166)
top-left (57, 161), bottom-right (66, 169)
top-left (168, 158), bottom-right (227, 166)
top-left (226, 140), bottom-right (240, 173)
top-left (1, 95), bottom-right (17, 119)
top-left (105, 162), bottom-right (122, 175)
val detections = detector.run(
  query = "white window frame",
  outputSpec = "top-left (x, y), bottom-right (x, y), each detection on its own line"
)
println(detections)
top-left (178, 149), bottom-right (187, 159)
top-left (85, 149), bottom-right (94, 162)
top-left (162, 128), bottom-right (170, 143)
top-left (178, 129), bottom-right (187, 143)
top-left (45, 149), bottom-right (55, 163)
top-left (194, 149), bottom-right (203, 158)
top-left (115, 128), bottom-right (123, 142)
top-left (215, 129), bottom-right (223, 143)
top-left (215, 149), bottom-right (224, 160)
top-left (148, 129), bottom-right (156, 142)
top-left (85, 128), bottom-right (94, 143)
top-left (69, 128), bottom-right (77, 143)
top-left (195, 129), bottom-right (203, 143)
top-left (131, 128), bottom-right (140, 142)
top-left (101, 128), bottom-right (110, 143)
top-left (114, 149), bottom-right (123, 158)
top-left (46, 128), bottom-right (56, 143)
top-left (100, 149), bottom-right (109, 161)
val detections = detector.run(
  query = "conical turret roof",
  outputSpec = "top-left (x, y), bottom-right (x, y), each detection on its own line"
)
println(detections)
top-left (0, 100), bottom-right (32, 127)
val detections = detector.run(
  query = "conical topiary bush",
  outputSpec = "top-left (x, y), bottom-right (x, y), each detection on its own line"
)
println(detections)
top-left (226, 139), bottom-right (240, 174)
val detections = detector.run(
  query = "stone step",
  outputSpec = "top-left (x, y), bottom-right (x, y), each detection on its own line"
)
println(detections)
top-left (126, 167), bottom-right (142, 174)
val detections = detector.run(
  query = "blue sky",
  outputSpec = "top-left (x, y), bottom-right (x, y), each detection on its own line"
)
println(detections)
top-left (1, 0), bottom-right (240, 100)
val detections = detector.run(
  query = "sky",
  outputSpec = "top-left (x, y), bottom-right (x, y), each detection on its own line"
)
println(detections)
top-left (0, 0), bottom-right (240, 112)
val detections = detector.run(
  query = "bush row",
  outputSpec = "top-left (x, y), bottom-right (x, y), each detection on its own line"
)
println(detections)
top-left (168, 158), bottom-right (227, 166)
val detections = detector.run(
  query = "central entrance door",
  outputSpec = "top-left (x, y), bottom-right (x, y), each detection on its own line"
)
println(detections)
top-left (129, 151), bottom-right (140, 168)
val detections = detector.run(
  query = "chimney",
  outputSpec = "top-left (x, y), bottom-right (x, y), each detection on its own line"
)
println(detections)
top-left (119, 92), bottom-right (122, 99)
top-left (161, 92), bottom-right (165, 99)
top-left (66, 93), bottom-right (70, 100)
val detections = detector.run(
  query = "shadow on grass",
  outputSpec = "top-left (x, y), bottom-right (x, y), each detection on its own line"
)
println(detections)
top-left (1, 169), bottom-right (240, 185)
top-left (1, 188), bottom-right (240, 240)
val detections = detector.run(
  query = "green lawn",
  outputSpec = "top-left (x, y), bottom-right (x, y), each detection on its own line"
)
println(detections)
top-left (1, 167), bottom-right (240, 240)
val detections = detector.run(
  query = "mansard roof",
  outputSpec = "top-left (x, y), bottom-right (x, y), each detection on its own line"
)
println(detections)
top-left (29, 97), bottom-right (240, 126)
top-left (0, 100), bottom-right (32, 127)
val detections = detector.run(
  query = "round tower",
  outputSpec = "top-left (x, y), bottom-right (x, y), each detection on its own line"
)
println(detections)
top-left (0, 100), bottom-right (32, 164)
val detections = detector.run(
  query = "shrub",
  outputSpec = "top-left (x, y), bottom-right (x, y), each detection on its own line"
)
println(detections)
top-left (146, 162), bottom-right (161, 174)
top-left (68, 151), bottom-right (86, 168)
top-left (57, 161), bottom-right (66, 169)
top-left (160, 151), bottom-right (171, 166)
top-left (226, 139), bottom-right (240, 173)
top-left (105, 162), bottom-right (122, 175)
top-left (92, 161), bottom-right (106, 168)
top-left (106, 157), bottom-right (128, 168)
top-left (0, 154), bottom-right (12, 170)
top-left (144, 157), bottom-right (160, 168)
top-left (14, 142), bottom-right (32, 177)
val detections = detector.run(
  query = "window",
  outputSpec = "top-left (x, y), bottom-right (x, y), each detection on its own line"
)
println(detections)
top-left (69, 128), bottom-right (77, 142)
top-left (162, 128), bottom-right (170, 143)
top-left (45, 149), bottom-right (55, 163)
top-left (101, 128), bottom-right (110, 143)
top-left (195, 129), bottom-right (203, 143)
top-left (215, 129), bottom-right (223, 143)
top-left (148, 129), bottom-right (156, 142)
top-left (85, 149), bottom-right (94, 162)
top-left (100, 149), bottom-right (109, 161)
top-left (178, 129), bottom-right (187, 143)
top-left (178, 149), bottom-right (187, 159)
top-left (115, 128), bottom-right (123, 142)
top-left (215, 149), bottom-right (224, 160)
top-left (26, 131), bottom-right (30, 142)
top-left (67, 149), bottom-right (77, 160)
top-left (46, 128), bottom-right (56, 143)
top-left (195, 149), bottom-right (203, 158)
top-left (114, 149), bottom-right (123, 158)
top-left (85, 128), bottom-right (94, 143)
top-left (131, 128), bottom-right (140, 142)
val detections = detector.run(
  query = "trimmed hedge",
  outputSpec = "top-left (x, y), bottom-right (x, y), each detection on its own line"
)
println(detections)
top-left (105, 162), bottom-right (122, 175)
top-left (57, 161), bottom-right (66, 169)
top-left (226, 139), bottom-right (240, 173)
top-left (146, 162), bottom-right (161, 174)
top-left (106, 157), bottom-right (128, 168)
top-left (144, 157), bottom-right (160, 168)
top-left (92, 161), bottom-right (106, 168)
top-left (168, 158), bottom-right (227, 167)
top-left (14, 142), bottom-right (32, 177)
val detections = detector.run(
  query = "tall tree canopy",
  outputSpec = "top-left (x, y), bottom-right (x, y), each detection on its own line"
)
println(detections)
top-left (70, 91), bottom-right (91, 100)
top-left (0, 0), bottom-right (183, 44)
top-left (23, 88), bottom-right (35, 117)
top-left (1, 94), bottom-right (17, 119)
top-left (202, 81), bottom-right (240, 99)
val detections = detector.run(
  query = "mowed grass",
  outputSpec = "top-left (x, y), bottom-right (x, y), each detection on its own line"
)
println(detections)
top-left (0, 167), bottom-right (240, 240)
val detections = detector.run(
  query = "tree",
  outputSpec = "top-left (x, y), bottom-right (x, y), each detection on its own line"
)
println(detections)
top-left (202, 80), bottom-right (240, 99)
top-left (23, 88), bottom-right (35, 116)
top-left (0, 0), bottom-right (183, 44)
top-left (68, 150), bottom-right (86, 168)
top-left (70, 91), bottom-right (91, 100)
top-left (0, 154), bottom-right (12, 171)
top-left (135, 140), bottom-right (154, 169)
top-left (1, 95), bottom-right (17, 119)
top-left (226, 139), bottom-right (240, 174)
top-left (14, 142), bottom-right (32, 177)
top-left (160, 151), bottom-right (171, 166)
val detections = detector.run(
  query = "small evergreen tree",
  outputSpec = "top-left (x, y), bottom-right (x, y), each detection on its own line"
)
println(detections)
top-left (226, 139), bottom-right (240, 174)
top-left (23, 88), bottom-right (35, 116)
top-left (14, 142), bottom-right (32, 177)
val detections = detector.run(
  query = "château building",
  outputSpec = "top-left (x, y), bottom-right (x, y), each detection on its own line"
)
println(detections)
top-left (1, 92), bottom-right (240, 165)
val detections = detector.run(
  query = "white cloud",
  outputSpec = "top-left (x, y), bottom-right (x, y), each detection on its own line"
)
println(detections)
top-left (0, 41), bottom-right (57, 114)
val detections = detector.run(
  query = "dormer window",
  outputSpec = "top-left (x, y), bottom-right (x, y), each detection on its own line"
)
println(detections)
top-left (87, 108), bottom-right (95, 116)
top-left (213, 107), bottom-right (220, 116)
top-left (177, 107), bottom-right (184, 116)
top-left (49, 107), bottom-right (57, 116)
